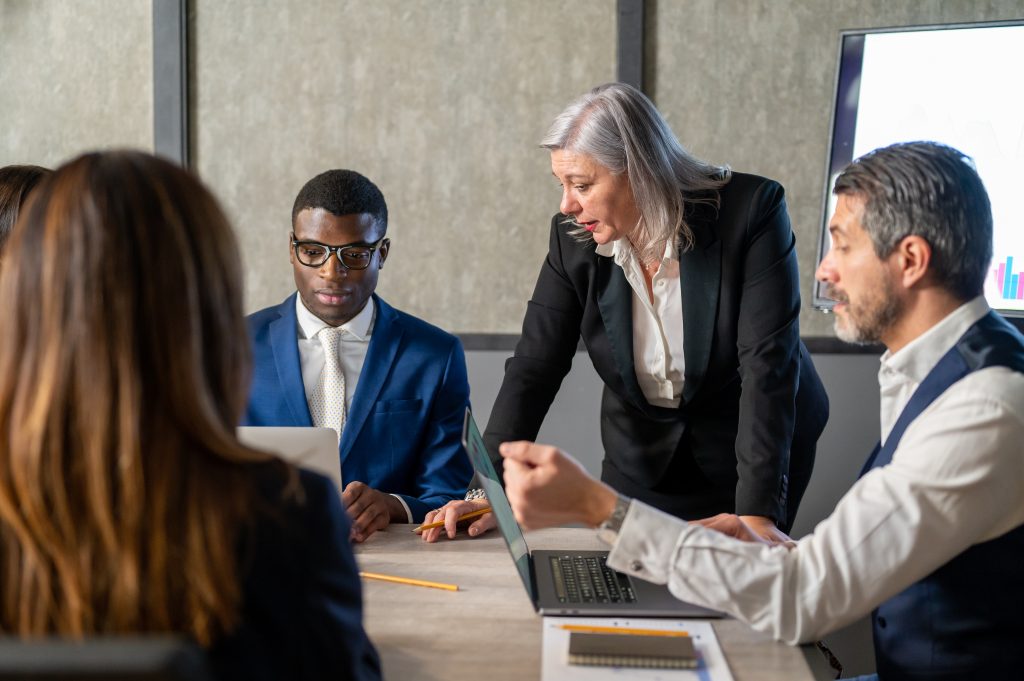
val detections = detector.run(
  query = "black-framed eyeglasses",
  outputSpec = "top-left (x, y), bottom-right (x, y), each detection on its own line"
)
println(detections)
top-left (291, 234), bottom-right (389, 270)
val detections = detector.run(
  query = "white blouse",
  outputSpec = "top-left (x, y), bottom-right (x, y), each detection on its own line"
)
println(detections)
top-left (595, 238), bottom-right (685, 408)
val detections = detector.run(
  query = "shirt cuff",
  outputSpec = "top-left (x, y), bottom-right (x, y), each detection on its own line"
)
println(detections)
top-left (605, 500), bottom-right (690, 585)
top-left (389, 494), bottom-right (413, 523)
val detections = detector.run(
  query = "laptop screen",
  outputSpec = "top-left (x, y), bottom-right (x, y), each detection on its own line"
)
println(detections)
top-left (461, 409), bottom-right (536, 602)
top-left (236, 427), bottom-right (342, 497)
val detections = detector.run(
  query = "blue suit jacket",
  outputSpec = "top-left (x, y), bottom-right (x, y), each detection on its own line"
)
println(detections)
top-left (243, 293), bottom-right (473, 521)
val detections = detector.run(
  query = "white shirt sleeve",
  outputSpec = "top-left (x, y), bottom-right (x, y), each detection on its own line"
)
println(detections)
top-left (606, 368), bottom-right (1024, 644)
top-left (390, 493), bottom-right (414, 523)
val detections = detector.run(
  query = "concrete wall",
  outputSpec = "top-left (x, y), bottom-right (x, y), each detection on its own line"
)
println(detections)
top-left (190, 0), bottom-right (616, 326)
top-left (5, 1), bottom-right (1022, 333)
top-left (189, 0), bottom-right (1024, 334)
top-left (0, 0), bottom-right (152, 166)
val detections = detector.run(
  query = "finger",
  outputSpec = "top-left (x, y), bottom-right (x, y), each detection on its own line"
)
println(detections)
top-left (422, 524), bottom-right (443, 543)
top-left (362, 508), bottom-right (390, 539)
top-left (498, 440), bottom-right (536, 462)
top-left (467, 512), bottom-right (495, 537)
top-left (354, 507), bottom-right (389, 544)
top-left (421, 505), bottom-right (450, 543)
top-left (502, 457), bottom-right (533, 490)
top-left (352, 504), bottom-right (384, 541)
top-left (341, 481), bottom-right (366, 508)
top-left (692, 517), bottom-right (738, 539)
top-left (692, 513), bottom-right (731, 528)
top-left (345, 492), bottom-right (370, 520)
top-left (351, 498), bottom-right (383, 532)
top-left (445, 503), bottom-right (473, 539)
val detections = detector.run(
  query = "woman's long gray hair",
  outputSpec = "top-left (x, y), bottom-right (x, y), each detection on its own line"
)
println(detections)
top-left (542, 82), bottom-right (730, 262)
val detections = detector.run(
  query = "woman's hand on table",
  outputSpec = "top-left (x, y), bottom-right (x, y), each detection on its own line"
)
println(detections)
top-left (420, 498), bottom-right (495, 543)
top-left (694, 513), bottom-right (796, 549)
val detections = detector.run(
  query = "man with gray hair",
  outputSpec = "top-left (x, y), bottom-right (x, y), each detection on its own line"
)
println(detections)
top-left (499, 141), bottom-right (1024, 680)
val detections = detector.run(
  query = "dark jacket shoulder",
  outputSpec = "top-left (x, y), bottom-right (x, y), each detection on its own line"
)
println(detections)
top-left (208, 463), bottom-right (380, 681)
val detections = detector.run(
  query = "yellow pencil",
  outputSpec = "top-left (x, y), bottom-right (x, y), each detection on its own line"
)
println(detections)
top-left (359, 571), bottom-right (459, 592)
top-left (558, 624), bottom-right (689, 637)
top-left (411, 506), bottom-right (492, 534)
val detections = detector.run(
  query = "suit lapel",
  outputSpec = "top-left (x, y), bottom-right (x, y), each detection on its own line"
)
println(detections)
top-left (269, 294), bottom-right (314, 426)
top-left (339, 295), bottom-right (402, 461)
top-left (679, 207), bottom-right (721, 404)
top-left (595, 255), bottom-right (648, 410)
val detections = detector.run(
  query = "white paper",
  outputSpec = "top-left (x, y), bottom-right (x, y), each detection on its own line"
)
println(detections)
top-left (541, 617), bottom-right (734, 681)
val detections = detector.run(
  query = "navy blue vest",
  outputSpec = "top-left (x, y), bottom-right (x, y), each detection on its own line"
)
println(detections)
top-left (860, 312), bottom-right (1024, 680)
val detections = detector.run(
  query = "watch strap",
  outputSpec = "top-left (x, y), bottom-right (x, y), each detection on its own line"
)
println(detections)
top-left (597, 493), bottom-right (631, 544)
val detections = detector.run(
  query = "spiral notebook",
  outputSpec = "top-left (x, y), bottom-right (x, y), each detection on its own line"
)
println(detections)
top-left (568, 632), bottom-right (698, 669)
top-left (542, 617), bottom-right (735, 681)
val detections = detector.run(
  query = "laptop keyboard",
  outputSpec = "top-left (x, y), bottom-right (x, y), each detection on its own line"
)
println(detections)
top-left (549, 555), bottom-right (637, 604)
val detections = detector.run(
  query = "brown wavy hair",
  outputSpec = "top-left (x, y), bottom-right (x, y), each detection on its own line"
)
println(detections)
top-left (0, 164), bottom-right (50, 254)
top-left (0, 151), bottom-right (276, 645)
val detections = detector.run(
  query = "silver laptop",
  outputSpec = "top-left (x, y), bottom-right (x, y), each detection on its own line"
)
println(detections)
top-left (237, 427), bottom-right (343, 498)
top-left (462, 409), bottom-right (720, 618)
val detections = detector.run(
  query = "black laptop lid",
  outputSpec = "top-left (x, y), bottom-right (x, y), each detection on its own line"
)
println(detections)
top-left (461, 409), bottom-right (536, 603)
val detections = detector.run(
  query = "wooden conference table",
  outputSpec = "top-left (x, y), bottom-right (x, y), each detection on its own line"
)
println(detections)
top-left (355, 525), bottom-right (826, 681)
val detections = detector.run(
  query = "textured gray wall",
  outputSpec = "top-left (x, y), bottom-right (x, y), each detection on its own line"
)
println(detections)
top-left (0, 0), bottom-right (153, 167)
top-left (190, 0), bottom-right (616, 326)
top-left (8, 2), bottom-right (1021, 335)
top-left (650, 0), bottom-right (1024, 336)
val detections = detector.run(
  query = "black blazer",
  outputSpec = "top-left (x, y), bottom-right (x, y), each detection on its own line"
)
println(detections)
top-left (207, 466), bottom-right (381, 681)
top-left (484, 173), bottom-right (828, 528)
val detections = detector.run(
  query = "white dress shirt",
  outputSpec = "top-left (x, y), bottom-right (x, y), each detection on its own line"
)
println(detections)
top-left (605, 297), bottom-right (1024, 644)
top-left (595, 238), bottom-right (685, 407)
top-left (295, 295), bottom-right (413, 522)
top-left (295, 295), bottom-right (375, 413)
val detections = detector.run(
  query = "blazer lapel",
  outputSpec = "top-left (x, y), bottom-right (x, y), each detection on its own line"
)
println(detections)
top-left (339, 295), bottom-right (402, 462)
top-left (595, 256), bottom-right (648, 410)
top-left (679, 207), bottom-right (721, 404)
top-left (269, 294), bottom-right (314, 426)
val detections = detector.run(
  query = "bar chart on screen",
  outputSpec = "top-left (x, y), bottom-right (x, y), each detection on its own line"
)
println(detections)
top-left (990, 255), bottom-right (1024, 313)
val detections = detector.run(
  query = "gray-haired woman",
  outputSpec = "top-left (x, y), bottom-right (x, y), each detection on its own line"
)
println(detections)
top-left (424, 83), bottom-right (828, 545)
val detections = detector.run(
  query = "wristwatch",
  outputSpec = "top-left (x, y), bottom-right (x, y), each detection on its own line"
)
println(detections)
top-left (464, 488), bottom-right (487, 502)
top-left (596, 493), bottom-right (631, 545)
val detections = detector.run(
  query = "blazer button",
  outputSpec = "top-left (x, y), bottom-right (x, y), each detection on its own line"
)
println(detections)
top-left (877, 617), bottom-right (887, 629)
top-left (629, 560), bottom-right (643, 572)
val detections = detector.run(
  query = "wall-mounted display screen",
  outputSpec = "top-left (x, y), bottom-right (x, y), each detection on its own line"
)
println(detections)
top-left (814, 21), bottom-right (1024, 317)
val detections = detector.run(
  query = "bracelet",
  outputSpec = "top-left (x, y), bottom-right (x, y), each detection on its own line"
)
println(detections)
top-left (464, 488), bottom-right (488, 502)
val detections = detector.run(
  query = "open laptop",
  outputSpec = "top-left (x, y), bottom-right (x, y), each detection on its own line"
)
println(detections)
top-left (236, 427), bottom-right (342, 498)
top-left (462, 409), bottom-right (720, 618)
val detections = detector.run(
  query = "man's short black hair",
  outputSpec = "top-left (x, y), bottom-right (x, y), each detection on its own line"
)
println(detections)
top-left (291, 169), bottom-right (388, 236)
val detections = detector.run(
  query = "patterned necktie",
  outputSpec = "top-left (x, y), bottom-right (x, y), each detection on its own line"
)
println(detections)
top-left (309, 326), bottom-right (346, 441)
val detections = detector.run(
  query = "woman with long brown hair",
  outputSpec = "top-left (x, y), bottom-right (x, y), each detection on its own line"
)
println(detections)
top-left (0, 164), bottom-right (50, 257)
top-left (0, 151), bottom-right (380, 681)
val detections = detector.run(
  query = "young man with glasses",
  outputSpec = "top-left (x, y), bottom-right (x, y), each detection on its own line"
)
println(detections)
top-left (244, 169), bottom-right (473, 542)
